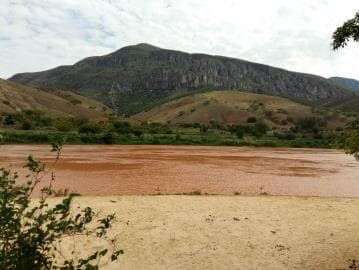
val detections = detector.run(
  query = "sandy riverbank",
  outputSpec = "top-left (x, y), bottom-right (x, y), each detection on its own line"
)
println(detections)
top-left (55, 195), bottom-right (359, 270)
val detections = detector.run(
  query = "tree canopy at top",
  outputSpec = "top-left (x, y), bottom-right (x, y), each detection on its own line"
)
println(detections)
top-left (332, 11), bottom-right (359, 49)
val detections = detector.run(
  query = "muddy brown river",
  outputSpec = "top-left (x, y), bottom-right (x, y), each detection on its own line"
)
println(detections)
top-left (0, 145), bottom-right (359, 197)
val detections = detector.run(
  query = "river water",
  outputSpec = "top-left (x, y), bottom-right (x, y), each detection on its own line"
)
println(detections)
top-left (0, 145), bottom-right (358, 197)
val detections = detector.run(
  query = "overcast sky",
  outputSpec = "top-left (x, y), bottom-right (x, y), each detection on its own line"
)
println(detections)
top-left (1, 0), bottom-right (358, 80)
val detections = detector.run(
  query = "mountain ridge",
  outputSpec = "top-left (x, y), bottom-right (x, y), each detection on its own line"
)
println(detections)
top-left (330, 76), bottom-right (359, 91)
top-left (10, 43), bottom-right (356, 115)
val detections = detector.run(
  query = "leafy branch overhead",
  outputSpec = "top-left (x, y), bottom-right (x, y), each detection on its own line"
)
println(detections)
top-left (332, 11), bottom-right (359, 50)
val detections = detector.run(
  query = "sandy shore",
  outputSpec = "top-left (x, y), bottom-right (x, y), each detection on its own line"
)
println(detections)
top-left (55, 195), bottom-right (359, 270)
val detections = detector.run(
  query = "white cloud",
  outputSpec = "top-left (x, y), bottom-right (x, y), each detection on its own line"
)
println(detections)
top-left (0, 0), bottom-right (358, 79)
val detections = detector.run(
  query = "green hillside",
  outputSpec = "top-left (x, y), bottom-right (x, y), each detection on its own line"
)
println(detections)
top-left (10, 43), bottom-right (355, 115)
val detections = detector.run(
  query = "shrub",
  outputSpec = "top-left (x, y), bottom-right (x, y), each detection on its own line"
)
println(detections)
top-left (264, 110), bottom-right (273, 118)
top-left (250, 122), bottom-right (268, 137)
top-left (180, 123), bottom-right (201, 129)
top-left (202, 100), bottom-right (210, 106)
top-left (53, 119), bottom-right (73, 132)
top-left (3, 115), bottom-right (15, 126)
top-left (78, 122), bottom-right (103, 134)
top-left (274, 131), bottom-right (296, 140)
top-left (0, 144), bottom-right (122, 269)
top-left (20, 120), bottom-right (33, 130)
top-left (103, 132), bottom-right (116, 144)
top-left (69, 98), bottom-right (82, 105)
top-left (337, 129), bottom-right (359, 160)
top-left (140, 122), bottom-right (172, 134)
top-left (199, 125), bottom-right (208, 133)
top-left (247, 116), bottom-right (257, 123)
top-left (112, 121), bottom-right (131, 134)
top-left (132, 129), bottom-right (143, 138)
top-left (235, 129), bottom-right (244, 139)
top-left (3, 131), bottom-right (51, 143)
top-left (295, 117), bottom-right (327, 132)
top-left (280, 119), bottom-right (288, 126)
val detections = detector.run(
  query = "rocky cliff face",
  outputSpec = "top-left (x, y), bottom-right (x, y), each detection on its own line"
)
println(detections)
top-left (10, 43), bottom-right (355, 115)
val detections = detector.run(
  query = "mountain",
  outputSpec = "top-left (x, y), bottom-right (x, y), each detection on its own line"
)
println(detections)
top-left (330, 76), bottom-right (359, 91)
top-left (9, 43), bottom-right (355, 115)
top-left (132, 90), bottom-right (348, 129)
top-left (0, 79), bottom-right (111, 119)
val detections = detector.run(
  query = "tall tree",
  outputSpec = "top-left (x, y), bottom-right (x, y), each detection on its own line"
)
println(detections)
top-left (332, 11), bottom-right (359, 50)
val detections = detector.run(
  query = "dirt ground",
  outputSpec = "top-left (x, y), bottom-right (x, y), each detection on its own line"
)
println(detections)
top-left (1, 144), bottom-right (359, 197)
top-left (56, 195), bottom-right (359, 270)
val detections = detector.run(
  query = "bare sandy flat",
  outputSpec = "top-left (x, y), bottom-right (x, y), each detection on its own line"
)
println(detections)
top-left (56, 195), bottom-right (359, 270)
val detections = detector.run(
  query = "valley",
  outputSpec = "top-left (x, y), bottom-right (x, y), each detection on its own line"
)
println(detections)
top-left (2, 2), bottom-right (359, 269)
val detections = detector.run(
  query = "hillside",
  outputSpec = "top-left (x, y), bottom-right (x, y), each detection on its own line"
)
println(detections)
top-left (9, 43), bottom-right (355, 115)
top-left (0, 79), bottom-right (111, 119)
top-left (330, 76), bottom-right (359, 91)
top-left (328, 77), bottom-right (359, 113)
top-left (132, 90), bottom-right (348, 129)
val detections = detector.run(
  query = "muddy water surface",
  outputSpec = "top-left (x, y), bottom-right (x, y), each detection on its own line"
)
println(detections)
top-left (1, 145), bottom-right (359, 197)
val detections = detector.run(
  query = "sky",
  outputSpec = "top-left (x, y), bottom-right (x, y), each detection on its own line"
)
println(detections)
top-left (0, 0), bottom-right (359, 80)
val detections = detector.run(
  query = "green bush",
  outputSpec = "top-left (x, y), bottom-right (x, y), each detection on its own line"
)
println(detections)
top-left (250, 122), bottom-right (268, 138)
top-left (274, 131), bottom-right (296, 140)
top-left (3, 115), bottom-right (15, 126)
top-left (103, 132), bottom-right (116, 144)
top-left (54, 119), bottom-right (73, 132)
top-left (112, 121), bottom-right (131, 134)
top-left (199, 125), bottom-right (208, 133)
top-left (337, 129), bottom-right (359, 160)
top-left (78, 122), bottom-right (104, 134)
top-left (247, 116), bottom-right (257, 123)
top-left (140, 122), bottom-right (172, 134)
top-left (20, 120), bottom-right (33, 130)
top-left (3, 131), bottom-right (51, 143)
top-left (132, 129), bottom-right (143, 138)
top-left (0, 144), bottom-right (122, 269)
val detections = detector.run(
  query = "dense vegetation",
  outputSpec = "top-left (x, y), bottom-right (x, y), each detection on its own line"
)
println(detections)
top-left (0, 110), bottom-right (342, 148)
top-left (336, 119), bottom-right (359, 159)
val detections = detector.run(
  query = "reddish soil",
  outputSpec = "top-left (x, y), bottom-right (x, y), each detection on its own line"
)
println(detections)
top-left (1, 144), bottom-right (359, 197)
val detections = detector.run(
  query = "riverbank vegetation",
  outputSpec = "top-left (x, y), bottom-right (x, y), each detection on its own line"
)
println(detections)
top-left (0, 110), bottom-right (344, 148)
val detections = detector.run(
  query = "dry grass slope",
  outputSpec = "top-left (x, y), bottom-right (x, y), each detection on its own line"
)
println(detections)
top-left (0, 79), bottom-right (112, 119)
top-left (133, 90), bottom-right (346, 128)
